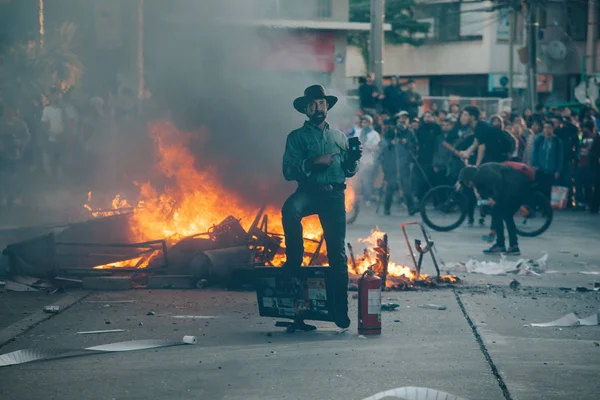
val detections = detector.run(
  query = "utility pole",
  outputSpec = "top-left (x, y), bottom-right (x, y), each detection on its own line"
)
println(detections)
top-left (585, 0), bottom-right (597, 82)
top-left (526, 0), bottom-right (538, 110)
top-left (508, 7), bottom-right (515, 104)
top-left (370, 0), bottom-right (385, 89)
top-left (137, 0), bottom-right (145, 115)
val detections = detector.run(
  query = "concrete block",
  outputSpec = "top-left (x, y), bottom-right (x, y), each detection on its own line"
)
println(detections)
top-left (147, 275), bottom-right (195, 289)
top-left (82, 276), bottom-right (132, 290)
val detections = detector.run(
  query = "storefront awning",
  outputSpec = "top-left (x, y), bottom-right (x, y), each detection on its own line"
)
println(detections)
top-left (169, 15), bottom-right (391, 32)
top-left (221, 19), bottom-right (392, 31)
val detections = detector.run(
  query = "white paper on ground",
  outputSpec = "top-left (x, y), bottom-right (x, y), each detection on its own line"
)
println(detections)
top-left (442, 254), bottom-right (548, 276)
top-left (0, 337), bottom-right (196, 367)
top-left (361, 386), bottom-right (467, 400)
top-left (530, 312), bottom-right (600, 327)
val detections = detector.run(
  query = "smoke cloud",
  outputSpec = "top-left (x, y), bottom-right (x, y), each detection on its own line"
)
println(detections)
top-left (143, 0), bottom-right (348, 207)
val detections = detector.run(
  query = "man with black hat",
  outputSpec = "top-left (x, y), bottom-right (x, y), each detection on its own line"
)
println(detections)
top-left (282, 85), bottom-right (362, 331)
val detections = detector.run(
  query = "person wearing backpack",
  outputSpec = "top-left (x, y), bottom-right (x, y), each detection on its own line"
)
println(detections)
top-left (532, 121), bottom-right (564, 200)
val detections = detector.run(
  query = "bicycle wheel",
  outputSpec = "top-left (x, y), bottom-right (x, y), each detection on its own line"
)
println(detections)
top-left (515, 191), bottom-right (553, 237)
top-left (420, 185), bottom-right (468, 232)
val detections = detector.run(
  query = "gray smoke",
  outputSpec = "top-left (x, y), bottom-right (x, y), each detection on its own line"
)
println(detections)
top-left (144, 0), bottom-right (348, 206)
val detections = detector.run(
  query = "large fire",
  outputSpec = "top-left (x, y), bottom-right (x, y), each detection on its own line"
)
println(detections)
top-left (86, 120), bottom-right (428, 285)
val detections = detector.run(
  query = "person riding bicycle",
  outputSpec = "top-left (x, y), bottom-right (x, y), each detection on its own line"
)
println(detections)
top-left (458, 162), bottom-right (533, 256)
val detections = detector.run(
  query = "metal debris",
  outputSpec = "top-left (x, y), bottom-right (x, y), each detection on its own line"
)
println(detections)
top-left (43, 305), bottom-right (61, 314)
top-left (76, 329), bottom-right (127, 335)
top-left (419, 304), bottom-right (447, 311)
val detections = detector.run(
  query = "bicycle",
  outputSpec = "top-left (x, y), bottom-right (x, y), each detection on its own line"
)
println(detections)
top-left (419, 182), bottom-right (553, 237)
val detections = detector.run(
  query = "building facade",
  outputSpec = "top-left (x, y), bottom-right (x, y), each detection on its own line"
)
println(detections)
top-left (346, 0), bottom-right (599, 108)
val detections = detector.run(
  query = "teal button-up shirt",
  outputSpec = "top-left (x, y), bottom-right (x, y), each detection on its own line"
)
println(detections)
top-left (283, 121), bottom-right (359, 185)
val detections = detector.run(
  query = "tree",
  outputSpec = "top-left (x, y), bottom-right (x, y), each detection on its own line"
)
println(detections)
top-left (348, 0), bottom-right (431, 67)
top-left (0, 22), bottom-right (83, 109)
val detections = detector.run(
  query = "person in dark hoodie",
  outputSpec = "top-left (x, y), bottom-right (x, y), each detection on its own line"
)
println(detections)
top-left (459, 163), bottom-right (533, 256)
top-left (414, 111), bottom-right (442, 200)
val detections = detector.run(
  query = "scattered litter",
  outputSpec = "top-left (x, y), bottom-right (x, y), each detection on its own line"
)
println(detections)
top-left (0, 337), bottom-right (196, 367)
top-left (530, 312), bottom-right (599, 327)
top-left (381, 303), bottom-right (400, 311)
top-left (394, 319), bottom-right (401, 323)
top-left (442, 254), bottom-right (548, 276)
top-left (43, 306), bottom-right (61, 314)
top-left (352, 294), bottom-right (358, 299)
top-left (4, 281), bottom-right (38, 292)
top-left (182, 335), bottom-right (197, 344)
top-left (76, 329), bottom-right (126, 335)
top-left (361, 386), bottom-right (467, 400)
top-left (171, 315), bottom-right (218, 319)
top-left (146, 311), bottom-right (156, 316)
top-left (509, 279), bottom-right (521, 290)
top-left (419, 304), bottom-right (447, 311)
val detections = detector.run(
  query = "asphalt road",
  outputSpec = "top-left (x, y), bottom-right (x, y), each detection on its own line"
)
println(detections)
top-left (0, 208), bottom-right (599, 400)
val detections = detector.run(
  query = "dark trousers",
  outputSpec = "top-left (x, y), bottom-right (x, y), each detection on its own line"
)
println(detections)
top-left (413, 163), bottom-right (434, 201)
top-left (282, 188), bottom-right (348, 315)
top-left (591, 169), bottom-right (600, 213)
top-left (383, 168), bottom-right (413, 212)
top-left (535, 171), bottom-right (555, 201)
top-left (464, 186), bottom-right (477, 223)
top-left (575, 166), bottom-right (592, 206)
top-left (491, 202), bottom-right (521, 248)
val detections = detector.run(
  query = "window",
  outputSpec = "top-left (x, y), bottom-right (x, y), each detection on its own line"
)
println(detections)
top-left (267, 0), bottom-right (332, 20)
top-left (566, 1), bottom-right (587, 41)
top-left (415, 1), bottom-right (476, 43)
top-left (317, 0), bottom-right (332, 19)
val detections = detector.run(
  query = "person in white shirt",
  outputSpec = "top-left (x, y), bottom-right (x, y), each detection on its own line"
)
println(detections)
top-left (41, 88), bottom-right (66, 180)
top-left (353, 115), bottom-right (381, 205)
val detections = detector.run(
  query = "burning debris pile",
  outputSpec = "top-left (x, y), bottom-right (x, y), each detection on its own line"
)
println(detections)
top-left (0, 121), bottom-right (457, 291)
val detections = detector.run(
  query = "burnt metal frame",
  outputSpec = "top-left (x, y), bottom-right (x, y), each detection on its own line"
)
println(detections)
top-left (400, 221), bottom-right (440, 279)
top-left (57, 239), bottom-right (169, 270)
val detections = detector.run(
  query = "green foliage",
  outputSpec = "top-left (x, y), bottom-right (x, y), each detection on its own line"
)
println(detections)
top-left (348, 0), bottom-right (430, 69)
top-left (0, 22), bottom-right (84, 109)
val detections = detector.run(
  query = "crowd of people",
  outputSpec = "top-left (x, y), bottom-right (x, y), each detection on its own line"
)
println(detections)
top-left (344, 73), bottom-right (600, 217)
top-left (0, 86), bottom-right (152, 216)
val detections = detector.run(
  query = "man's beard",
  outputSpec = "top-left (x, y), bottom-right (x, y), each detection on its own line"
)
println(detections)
top-left (309, 112), bottom-right (326, 125)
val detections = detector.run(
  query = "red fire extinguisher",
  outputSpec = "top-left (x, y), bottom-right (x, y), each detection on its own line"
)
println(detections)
top-left (358, 269), bottom-right (381, 335)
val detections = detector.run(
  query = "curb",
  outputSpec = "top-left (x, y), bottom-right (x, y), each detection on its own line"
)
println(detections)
top-left (0, 290), bottom-right (91, 349)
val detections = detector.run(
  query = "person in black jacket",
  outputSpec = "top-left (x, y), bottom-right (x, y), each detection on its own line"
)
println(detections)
top-left (459, 163), bottom-right (533, 256)
top-left (382, 76), bottom-right (403, 116)
top-left (414, 111), bottom-right (442, 201)
top-left (400, 80), bottom-right (423, 120)
top-left (554, 113), bottom-right (579, 208)
top-left (358, 73), bottom-right (380, 116)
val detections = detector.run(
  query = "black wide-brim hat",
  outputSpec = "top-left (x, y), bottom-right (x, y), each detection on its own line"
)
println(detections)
top-left (293, 85), bottom-right (338, 114)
